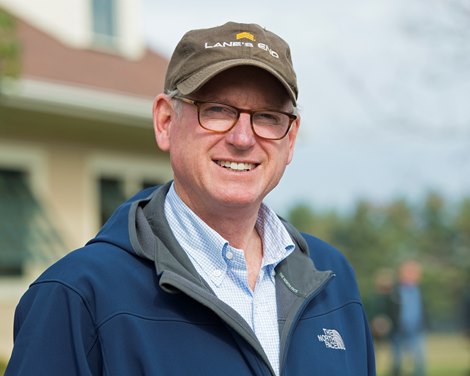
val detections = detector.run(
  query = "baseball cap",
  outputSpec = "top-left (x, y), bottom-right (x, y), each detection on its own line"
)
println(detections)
top-left (164, 22), bottom-right (298, 105)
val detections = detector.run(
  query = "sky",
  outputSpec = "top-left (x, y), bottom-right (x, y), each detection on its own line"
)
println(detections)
top-left (141, 0), bottom-right (470, 215)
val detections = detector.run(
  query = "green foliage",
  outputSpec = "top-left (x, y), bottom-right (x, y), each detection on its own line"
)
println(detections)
top-left (287, 192), bottom-right (470, 330)
top-left (0, 7), bottom-right (20, 78)
top-left (453, 198), bottom-right (470, 270)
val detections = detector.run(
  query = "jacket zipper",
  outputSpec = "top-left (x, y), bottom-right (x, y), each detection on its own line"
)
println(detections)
top-left (279, 272), bottom-right (335, 375)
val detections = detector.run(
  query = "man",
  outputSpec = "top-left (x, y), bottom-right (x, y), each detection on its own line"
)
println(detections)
top-left (389, 260), bottom-right (427, 376)
top-left (6, 22), bottom-right (375, 375)
top-left (463, 271), bottom-right (470, 376)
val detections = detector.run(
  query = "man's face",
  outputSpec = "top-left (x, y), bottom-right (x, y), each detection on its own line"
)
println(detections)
top-left (156, 66), bottom-right (300, 219)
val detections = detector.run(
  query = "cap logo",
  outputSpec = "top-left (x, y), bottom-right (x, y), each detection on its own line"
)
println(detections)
top-left (236, 32), bottom-right (255, 41)
top-left (204, 32), bottom-right (279, 59)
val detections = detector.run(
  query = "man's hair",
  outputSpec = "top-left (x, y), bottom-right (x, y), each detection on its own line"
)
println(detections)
top-left (165, 89), bottom-right (183, 118)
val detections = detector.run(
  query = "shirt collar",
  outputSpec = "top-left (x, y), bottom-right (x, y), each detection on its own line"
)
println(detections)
top-left (164, 183), bottom-right (295, 285)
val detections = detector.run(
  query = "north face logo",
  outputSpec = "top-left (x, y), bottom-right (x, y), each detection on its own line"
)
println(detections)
top-left (317, 328), bottom-right (346, 350)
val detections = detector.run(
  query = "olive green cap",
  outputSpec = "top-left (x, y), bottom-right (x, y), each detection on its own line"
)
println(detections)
top-left (164, 22), bottom-right (298, 105)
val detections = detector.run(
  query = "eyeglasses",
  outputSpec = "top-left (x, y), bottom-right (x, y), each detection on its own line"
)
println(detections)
top-left (174, 96), bottom-right (297, 140)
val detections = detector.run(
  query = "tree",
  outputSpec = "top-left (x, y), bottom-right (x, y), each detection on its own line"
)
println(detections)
top-left (453, 197), bottom-right (470, 269)
top-left (417, 191), bottom-right (455, 267)
top-left (0, 7), bottom-right (20, 79)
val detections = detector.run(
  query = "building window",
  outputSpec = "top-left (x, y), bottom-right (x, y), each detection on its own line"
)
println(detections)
top-left (91, 154), bottom-right (170, 227)
top-left (99, 177), bottom-right (126, 225)
top-left (0, 169), bottom-right (29, 275)
top-left (0, 168), bottom-right (64, 276)
top-left (98, 177), bottom-right (163, 226)
top-left (91, 0), bottom-right (117, 47)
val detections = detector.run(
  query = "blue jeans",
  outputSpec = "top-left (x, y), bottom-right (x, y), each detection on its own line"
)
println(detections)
top-left (391, 331), bottom-right (426, 376)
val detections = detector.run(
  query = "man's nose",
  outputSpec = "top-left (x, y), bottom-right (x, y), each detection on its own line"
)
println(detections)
top-left (225, 113), bottom-right (257, 149)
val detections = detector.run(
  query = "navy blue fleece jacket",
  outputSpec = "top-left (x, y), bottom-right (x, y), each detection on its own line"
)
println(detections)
top-left (6, 183), bottom-right (375, 375)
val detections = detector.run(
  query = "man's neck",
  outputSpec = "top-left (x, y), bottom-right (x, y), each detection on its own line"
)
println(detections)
top-left (171, 183), bottom-right (266, 288)
top-left (203, 208), bottom-right (264, 286)
top-left (189, 202), bottom-right (265, 290)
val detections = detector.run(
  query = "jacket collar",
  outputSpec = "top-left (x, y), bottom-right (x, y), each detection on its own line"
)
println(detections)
top-left (129, 182), bottom-right (332, 296)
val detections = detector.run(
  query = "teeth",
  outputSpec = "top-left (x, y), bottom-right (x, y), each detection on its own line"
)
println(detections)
top-left (218, 161), bottom-right (256, 171)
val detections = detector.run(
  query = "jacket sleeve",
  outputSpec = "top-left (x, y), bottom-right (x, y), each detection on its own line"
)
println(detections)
top-left (5, 281), bottom-right (101, 375)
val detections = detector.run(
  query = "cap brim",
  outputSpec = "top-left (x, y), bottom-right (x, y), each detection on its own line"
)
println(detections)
top-left (176, 59), bottom-right (297, 105)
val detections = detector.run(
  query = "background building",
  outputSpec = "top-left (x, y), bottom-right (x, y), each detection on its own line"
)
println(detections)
top-left (0, 0), bottom-right (170, 360)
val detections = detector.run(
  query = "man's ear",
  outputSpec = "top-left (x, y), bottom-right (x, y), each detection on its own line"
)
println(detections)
top-left (152, 94), bottom-right (174, 151)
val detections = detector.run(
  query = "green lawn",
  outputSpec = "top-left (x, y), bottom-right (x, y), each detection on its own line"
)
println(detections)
top-left (376, 333), bottom-right (470, 376)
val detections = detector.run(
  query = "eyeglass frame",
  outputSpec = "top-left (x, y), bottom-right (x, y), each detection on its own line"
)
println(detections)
top-left (172, 95), bottom-right (298, 141)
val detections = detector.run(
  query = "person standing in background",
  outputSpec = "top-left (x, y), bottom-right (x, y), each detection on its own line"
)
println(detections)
top-left (463, 270), bottom-right (470, 375)
top-left (390, 260), bottom-right (427, 376)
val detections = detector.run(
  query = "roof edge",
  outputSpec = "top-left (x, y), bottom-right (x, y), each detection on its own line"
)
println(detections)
top-left (0, 77), bottom-right (154, 127)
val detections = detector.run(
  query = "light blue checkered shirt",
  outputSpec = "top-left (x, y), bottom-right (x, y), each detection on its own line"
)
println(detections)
top-left (164, 184), bottom-right (294, 376)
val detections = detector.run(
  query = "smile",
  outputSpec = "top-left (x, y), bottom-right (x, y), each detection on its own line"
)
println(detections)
top-left (216, 160), bottom-right (257, 171)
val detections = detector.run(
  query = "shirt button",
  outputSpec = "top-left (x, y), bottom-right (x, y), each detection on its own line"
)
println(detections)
top-left (213, 269), bottom-right (223, 277)
top-left (226, 251), bottom-right (234, 260)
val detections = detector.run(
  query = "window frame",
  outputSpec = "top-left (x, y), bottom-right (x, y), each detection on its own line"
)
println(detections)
top-left (91, 0), bottom-right (118, 48)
